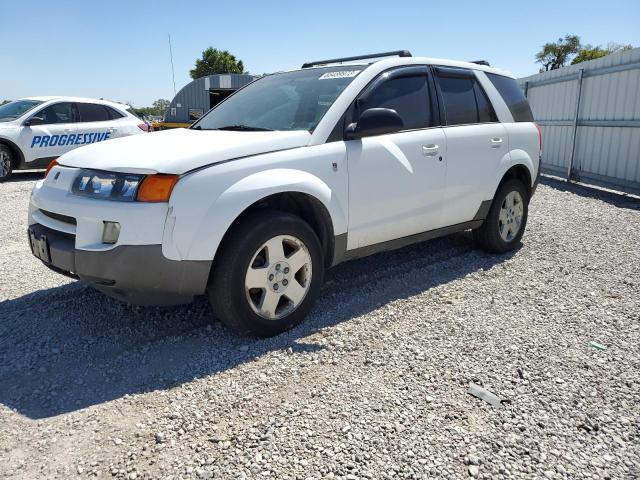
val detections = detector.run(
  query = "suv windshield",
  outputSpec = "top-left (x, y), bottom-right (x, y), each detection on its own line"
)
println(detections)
top-left (193, 66), bottom-right (364, 132)
top-left (0, 100), bottom-right (43, 122)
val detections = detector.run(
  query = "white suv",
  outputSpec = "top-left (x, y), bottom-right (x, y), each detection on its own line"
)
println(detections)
top-left (28, 51), bottom-right (541, 336)
top-left (0, 96), bottom-right (147, 181)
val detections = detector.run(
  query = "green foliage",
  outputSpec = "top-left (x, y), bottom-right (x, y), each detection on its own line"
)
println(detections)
top-left (151, 98), bottom-right (170, 114)
top-left (132, 99), bottom-right (171, 118)
top-left (536, 35), bottom-right (634, 71)
top-left (571, 46), bottom-right (608, 64)
top-left (189, 48), bottom-right (244, 80)
top-left (571, 42), bottom-right (633, 65)
top-left (535, 34), bottom-right (582, 72)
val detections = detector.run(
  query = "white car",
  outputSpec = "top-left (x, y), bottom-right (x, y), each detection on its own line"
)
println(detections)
top-left (0, 96), bottom-right (147, 181)
top-left (28, 51), bottom-right (541, 336)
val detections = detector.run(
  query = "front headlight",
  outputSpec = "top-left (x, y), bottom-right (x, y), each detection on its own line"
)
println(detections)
top-left (72, 169), bottom-right (144, 202)
top-left (71, 169), bottom-right (179, 202)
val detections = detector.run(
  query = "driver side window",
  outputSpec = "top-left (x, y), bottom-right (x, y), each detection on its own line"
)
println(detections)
top-left (35, 102), bottom-right (76, 125)
top-left (356, 74), bottom-right (432, 131)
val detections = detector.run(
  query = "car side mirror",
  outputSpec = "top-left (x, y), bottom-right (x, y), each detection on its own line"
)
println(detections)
top-left (24, 116), bottom-right (45, 127)
top-left (345, 108), bottom-right (404, 140)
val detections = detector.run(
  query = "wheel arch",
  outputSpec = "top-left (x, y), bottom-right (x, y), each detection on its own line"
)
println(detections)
top-left (491, 150), bottom-right (536, 200)
top-left (498, 164), bottom-right (532, 196)
top-left (221, 191), bottom-right (336, 269)
top-left (0, 137), bottom-right (25, 169)
top-left (177, 168), bottom-right (346, 268)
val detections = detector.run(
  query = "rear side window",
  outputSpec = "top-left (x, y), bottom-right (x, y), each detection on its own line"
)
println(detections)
top-left (474, 82), bottom-right (497, 123)
top-left (36, 102), bottom-right (76, 124)
top-left (486, 73), bottom-right (534, 122)
top-left (106, 106), bottom-right (125, 119)
top-left (357, 74), bottom-right (432, 130)
top-left (77, 103), bottom-right (111, 122)
top-left (435, 68), bottom-right (498, 126)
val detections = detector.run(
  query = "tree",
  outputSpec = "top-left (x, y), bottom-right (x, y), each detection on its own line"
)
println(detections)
top-left (572, 42), bottom-right (633, 65)
top-left (130, 99), bottom-right (171, 118)
top-left (189, 48), bottom-right (244, 79)
top-left (535, 34), bottom-right (581, 72)
top-left (151, 99), bottom-right (170, 115)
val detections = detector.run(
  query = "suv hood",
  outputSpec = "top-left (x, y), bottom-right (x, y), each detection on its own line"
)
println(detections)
top-left (59, 128), bottom-right (312, 174)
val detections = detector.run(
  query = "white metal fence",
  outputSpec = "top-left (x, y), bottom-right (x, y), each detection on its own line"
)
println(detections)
top-left (519, 48), bottom-right (640, 194)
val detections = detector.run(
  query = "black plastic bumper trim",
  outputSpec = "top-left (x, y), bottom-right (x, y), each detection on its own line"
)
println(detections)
top-left (28, 224), bottom-right (212, 305)
top-left (39, 209), bottom-right (77, 226)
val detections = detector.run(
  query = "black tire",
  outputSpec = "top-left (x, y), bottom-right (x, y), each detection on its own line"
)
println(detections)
top-left (473, 179), bottom-right (529, 253)
top-left (0, 144), bottom-right (14, 182)
top-left (208, 210), bottom-right (324, 337)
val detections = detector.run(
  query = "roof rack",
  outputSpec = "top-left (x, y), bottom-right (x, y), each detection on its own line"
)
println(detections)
top-left (302, 50), bottom-right (412, 69)
top-left (469, 60), bottom-right (491, 66)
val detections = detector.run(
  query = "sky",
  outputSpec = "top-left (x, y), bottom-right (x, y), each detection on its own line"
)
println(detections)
top-left (1, 0), bottom-right (639, 106)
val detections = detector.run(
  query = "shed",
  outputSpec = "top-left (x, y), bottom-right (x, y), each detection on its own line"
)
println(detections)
top-left (163, 74), bottom-right (257, 126)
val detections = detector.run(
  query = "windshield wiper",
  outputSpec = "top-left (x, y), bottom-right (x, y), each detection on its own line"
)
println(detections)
top-left (215, 125), bottom-right (273, 132)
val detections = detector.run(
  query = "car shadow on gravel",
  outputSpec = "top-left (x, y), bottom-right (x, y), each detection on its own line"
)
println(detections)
top-left (3, 171), bottom-right (44, 183)
top-left (0, 232), bottom-right (516, 419)
top-left (540, 176), bottom-right (640, 211)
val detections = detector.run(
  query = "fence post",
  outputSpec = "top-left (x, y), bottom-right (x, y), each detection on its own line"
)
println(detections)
top-left (567, 69), bottom-right (584, 181)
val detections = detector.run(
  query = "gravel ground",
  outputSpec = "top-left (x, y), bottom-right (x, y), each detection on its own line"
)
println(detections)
top-left (1, 172), bottom-right (639, 479)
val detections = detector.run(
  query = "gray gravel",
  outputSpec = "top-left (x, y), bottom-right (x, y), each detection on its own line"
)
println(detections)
top-left (1, 171), bottom-right (639, 479)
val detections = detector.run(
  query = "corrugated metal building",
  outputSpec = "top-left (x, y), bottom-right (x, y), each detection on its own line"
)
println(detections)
top-left (518, 48), bottom-right (640, 194)
top-left (163, 74), bottom-right (257, 124)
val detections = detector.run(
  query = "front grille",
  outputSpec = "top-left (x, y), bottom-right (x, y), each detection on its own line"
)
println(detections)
top-left (39, 209), bottom-right (77, 226)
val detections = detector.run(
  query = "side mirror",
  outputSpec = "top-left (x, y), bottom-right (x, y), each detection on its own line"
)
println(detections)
top-left (24, 116), bottom-right (45, 127)
top-left (345, 108), bottom-right (404, 140)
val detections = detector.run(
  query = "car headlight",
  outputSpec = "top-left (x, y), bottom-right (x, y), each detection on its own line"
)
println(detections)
top-left (71, 169), bottom-right (179, 202)
top-left (72, 169), bottom-right (144, 201)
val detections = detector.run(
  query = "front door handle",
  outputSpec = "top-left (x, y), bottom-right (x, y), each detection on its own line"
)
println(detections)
top-left (490, 138), bottom-right (503, 148)
top-left (422, 144), bottom-right (439, 156)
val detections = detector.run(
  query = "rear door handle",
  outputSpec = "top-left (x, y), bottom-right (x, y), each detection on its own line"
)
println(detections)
top-left (490, 138), bottom-right (503, 148)
top-left (422, 144), bottom-right (439, 156)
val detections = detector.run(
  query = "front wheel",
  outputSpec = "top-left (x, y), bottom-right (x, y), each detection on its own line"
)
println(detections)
top-left (208, 210), bottom-right (324, 337)
top-left (473, 179), bottom-right (529, 253)
top-left (0, 145), bottom-right (14, 182)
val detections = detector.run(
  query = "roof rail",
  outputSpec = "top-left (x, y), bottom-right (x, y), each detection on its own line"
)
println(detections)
top-left (469, 60), bottom-right (491, 66)
top-left (302, 50), bottom-right (412, 69)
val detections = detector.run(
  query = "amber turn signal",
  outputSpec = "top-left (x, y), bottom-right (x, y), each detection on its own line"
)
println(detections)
top-left (45, 159), bottom-right (58, 177)
top-left (137, 174), bottom-right (179, 202)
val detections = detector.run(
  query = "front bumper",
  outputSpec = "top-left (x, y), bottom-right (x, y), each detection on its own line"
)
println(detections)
top-left (29, 223), bottom-right (211, 305)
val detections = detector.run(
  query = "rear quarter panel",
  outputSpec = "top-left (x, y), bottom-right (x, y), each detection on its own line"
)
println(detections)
top-left (503, 122), bottom-right (540, 191)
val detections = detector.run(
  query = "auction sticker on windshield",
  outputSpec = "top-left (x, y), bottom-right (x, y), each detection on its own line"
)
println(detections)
top-left (319, 71), bottom-right (360, 80)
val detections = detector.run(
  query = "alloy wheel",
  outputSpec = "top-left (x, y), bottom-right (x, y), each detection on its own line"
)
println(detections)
top-left (244, 234), bottom-right (312, 320)
top-left (0, 150), bottom-right (10, 178)
top-left (498, 191), bottom-right (524, 242)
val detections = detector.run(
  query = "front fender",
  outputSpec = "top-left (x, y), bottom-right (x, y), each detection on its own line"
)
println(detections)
top-left (166, 168), bottom-right (346, 262)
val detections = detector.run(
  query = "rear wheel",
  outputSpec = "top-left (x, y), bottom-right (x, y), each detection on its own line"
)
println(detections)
top-left (208, 210), bottom-right (324, 337)
top-left (473, 179), bottom-right (529, 253)
top-left (0, 145), bottom-right (14, 182)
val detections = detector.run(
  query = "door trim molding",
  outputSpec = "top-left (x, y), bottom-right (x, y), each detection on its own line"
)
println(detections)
top-left (331, 199), bottom-right (492, 266)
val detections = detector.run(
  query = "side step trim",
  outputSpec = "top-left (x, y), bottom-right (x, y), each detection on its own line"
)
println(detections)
top-left (331, 199), bottom-right (494, 266)
top-left (340, 220), bottom-right (483, 263)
